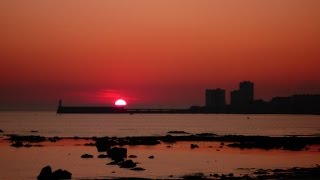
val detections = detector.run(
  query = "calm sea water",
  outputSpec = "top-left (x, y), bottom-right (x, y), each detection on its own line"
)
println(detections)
top-left (1, 111), bottom-right (320, 179)
top-left (0, 111), bottom-right (319, 137)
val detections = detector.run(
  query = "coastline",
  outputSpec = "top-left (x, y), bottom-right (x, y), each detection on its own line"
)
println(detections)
top-left (1, 133), bottom-right (319, 179)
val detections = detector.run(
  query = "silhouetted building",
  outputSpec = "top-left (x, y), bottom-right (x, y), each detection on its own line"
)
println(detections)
top-left (271, 94), bottom-right (320, 114)
top-left (206, 89), bottom-right (226, 112)
top-left (230, 90), bottom-right (241, 107)
top-left (231, 81), bottom-right (254, 106)
top-left (240, 81), bottom-right (254, 104)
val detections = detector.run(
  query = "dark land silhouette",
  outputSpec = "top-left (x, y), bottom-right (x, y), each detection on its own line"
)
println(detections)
top-left (57, 81), bottom-right (320, 114)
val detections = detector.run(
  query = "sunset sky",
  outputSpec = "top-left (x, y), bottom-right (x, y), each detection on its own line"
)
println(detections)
top-left (1, 0), bottom-right (320, 110)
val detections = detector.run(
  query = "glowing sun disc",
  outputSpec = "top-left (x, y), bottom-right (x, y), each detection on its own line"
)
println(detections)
top-left (115, 99), bottom-right (127, 106)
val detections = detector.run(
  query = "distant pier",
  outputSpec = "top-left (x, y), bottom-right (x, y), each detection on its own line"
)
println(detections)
top-left (57, 106), bottom-right (193, 114)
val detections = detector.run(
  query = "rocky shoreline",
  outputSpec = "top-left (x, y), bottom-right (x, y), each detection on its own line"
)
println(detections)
top-left (3, 133), bottom-right (320, 151)
top-left (1, 132), bottom-right (320, 179)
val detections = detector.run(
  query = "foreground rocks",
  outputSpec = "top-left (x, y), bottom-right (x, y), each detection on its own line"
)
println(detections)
top-left (81, 154), bottom-right (94, 158)
top-left (107, 147), bottom-right (127, 161)
top-left (119, 160), bottom-right (137, 168)
top-left (190, 144), bottom-right (199, 149)
top-left (179, 166), bottom-right (320, 179)
top-left (94, 136), bottom-right (160, 151)
top-left (37, 166), bottom-right (71, 180)
top-left (11, 141), bottom-right (24, 148)
top-left (8, 135), bottom-right (46, 143)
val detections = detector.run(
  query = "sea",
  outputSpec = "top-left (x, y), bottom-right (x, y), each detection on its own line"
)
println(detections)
top-left (0, 111), bottom-right (319, 137)
top-left (0, 111), bottom-right (319, 179)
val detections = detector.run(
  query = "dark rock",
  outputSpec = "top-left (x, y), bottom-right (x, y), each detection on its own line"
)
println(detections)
top-left (148, 155), bottom-right (154, 159)
top-left (107, 147), bottom-right (127, 161)
top-left (125, 136), bottom-right (160, 146)
top-left (190, 144), bottom-right (199, 149)
top-left (31, 130), bottom-right (38, 133)
top-left (81, 154), bottom-right (93, 158)
top-left (84, 143), bottom-right (95, 146)
top-left (37, 166), bottom-right (53, 180)
top-left (131, 167), bottom-right (145, 171)
top-left (48, 138), bottom-right (56, 142)
top-left (282, 138), bottom-right (307, 151)
top-left (9, 135), bottom-right (46, 143)
top-left (48, 137), bottom-right (61, 142)
top-left (33, 144), bottom-right (44, 147)
top-left (254, 169), bottom-right (267, 175)
top-left (182, 173), bottom-right (206, 179)
top-left (119, 160), bottom-right (137, 168)
top-left (92, 136), bottom-right (98, 141)
top-left (228, 173), bottom-right (234, 177)
top-left (98, 154), bottom-right (108, 158)
top-left (213, 174), bottom-right (220, 178)
top-left (52, 169), bottom-right (72, 179)
top-left (0, 129), bottom-right (3, 133)
top-left (37, 166), bottom-right (72, 180)
top-left (95, 138), bottom-right (111, 152)
top-left (11, 141), bottom-right (23, 148)
top-left (168, 131), bottom-right (190, 134)
top-left (162, 135), bottom-right (176, 143)
top-left (195, 133), bottom-right (217, 137)
top-left (166, 145), bottom-right (172, 148)
top-left (107, 161), bottom-right (119, 165)
top-left (220, 142), bottom-right (225, 146)
top-left (24, 143), bottom-right (32, 147)
top-left (128, 155), bottom-right (137, 158)
top-left (73, 136), bottom-right (79, 140)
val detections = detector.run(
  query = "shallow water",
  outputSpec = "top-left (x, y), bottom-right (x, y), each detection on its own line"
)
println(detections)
top-left (1, 111), bottom-right (320, 179)
top-left (0, 111), bottom-right (319, 137)
top-left (0, 140), bottom-right (319, 179)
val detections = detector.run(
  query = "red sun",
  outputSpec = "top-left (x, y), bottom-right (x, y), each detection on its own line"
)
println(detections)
top-left (115, 99), bottom-right (127, 106)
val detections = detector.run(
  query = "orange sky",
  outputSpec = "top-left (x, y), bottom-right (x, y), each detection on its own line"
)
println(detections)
top-left (0, 0), bottom-right (320, 110)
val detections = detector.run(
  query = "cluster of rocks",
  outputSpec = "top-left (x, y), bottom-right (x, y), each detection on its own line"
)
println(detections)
top-left (37, 166), bottom-right (71, 180)
top-left (5, 133), bottom-right (320, 151)
top-left (94, 136), bottom-right (160, 152)
top-left (8, 135), bottom-right (46, 148)
top-left (81, 154), bottom-right (94, 158)
top-left (179, 166), bottom-right (320, 179)
top-left (105, 147), bottom-right (146, 171)
top-left (227, 136), bottom-right (314, 151)
top-left (11, 141), bottom-right (33, 148)
top-left (190, 144), bottom-right (199, 149)
top-left (8, 135), bottom-right (46, 143)
top-left (48, 136), bottom-right (62, 142)
top-left (167, 130), bottom-right (190, 134)
top-left (80, 146), bottom-right (147, 171)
